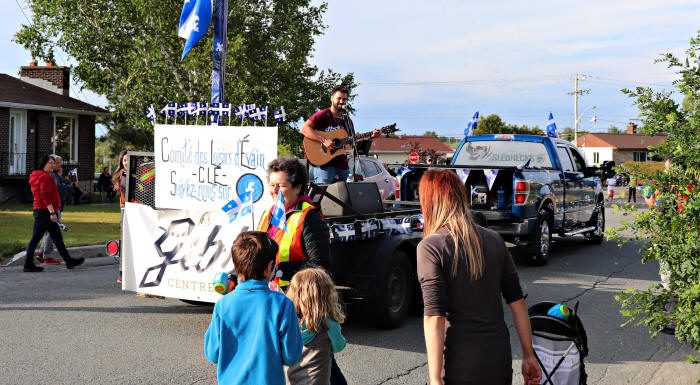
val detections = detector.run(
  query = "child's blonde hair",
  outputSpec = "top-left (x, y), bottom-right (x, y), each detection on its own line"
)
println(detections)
top-left (287, 268), bottom-right (345, 333)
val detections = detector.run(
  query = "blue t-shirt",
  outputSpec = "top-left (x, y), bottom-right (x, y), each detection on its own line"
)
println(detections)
top-left (204, 279), bottom-right (302, 385)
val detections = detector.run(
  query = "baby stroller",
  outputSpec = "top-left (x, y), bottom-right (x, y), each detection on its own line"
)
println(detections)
top-left (529, 301), bottom-right (588, 385)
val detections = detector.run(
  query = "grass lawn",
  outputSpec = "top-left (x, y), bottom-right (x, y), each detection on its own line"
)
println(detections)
top-left (0, 203), bottom-right (121, 261)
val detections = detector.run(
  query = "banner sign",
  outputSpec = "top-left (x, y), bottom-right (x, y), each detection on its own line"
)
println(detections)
top-left (122, 202), bottom-right (252, 302)
top-left (154, 124), bottom-right (276, 210)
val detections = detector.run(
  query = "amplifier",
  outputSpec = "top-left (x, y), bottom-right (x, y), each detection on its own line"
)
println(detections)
top-left (320, 182), bottom-right (384, 216)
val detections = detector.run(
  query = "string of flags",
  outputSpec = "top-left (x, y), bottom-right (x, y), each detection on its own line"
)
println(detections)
top-left (145, 102), bottom-right (286, 126)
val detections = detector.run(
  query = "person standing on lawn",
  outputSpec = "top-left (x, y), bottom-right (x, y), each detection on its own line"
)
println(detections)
top-left (24, 155), bottom-right (85, 272)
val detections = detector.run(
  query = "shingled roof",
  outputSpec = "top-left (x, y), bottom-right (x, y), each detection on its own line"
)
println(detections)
top-left (369, 135), bottom-right (454, 153)
top-left (0, 74), bottom-right (108, 115)
top-left (575, 132), bottom-right (667, 149)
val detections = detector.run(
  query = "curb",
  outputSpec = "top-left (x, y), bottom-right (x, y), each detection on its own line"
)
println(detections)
top-left (3, 244), bottom-right (107, 267)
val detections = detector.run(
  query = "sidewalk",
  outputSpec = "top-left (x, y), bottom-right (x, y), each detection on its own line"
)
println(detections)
top-left (2, 244), bottom-right (107, 267)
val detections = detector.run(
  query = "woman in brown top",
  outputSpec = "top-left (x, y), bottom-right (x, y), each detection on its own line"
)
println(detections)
top-left (417, 169), bottom-right (540, 385)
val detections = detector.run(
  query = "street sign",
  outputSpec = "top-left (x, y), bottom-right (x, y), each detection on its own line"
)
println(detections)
top-left (408, 152), bottom-right (419, 164)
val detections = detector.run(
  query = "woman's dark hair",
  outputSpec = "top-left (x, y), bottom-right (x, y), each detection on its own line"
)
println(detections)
top-left (37, 155), bottom-right (54, 170)
top-left (231, 231), bottom-right (278, 280)
top-left (330, 85), bottom-right (349, 96)
top-left (267, 157), bottom-right (308, 188)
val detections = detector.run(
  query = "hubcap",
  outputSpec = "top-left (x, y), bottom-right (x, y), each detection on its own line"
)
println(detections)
top-left (387, 267), bottom-right (407, 313)
top-left (540, 220), bottom-right (550, 256)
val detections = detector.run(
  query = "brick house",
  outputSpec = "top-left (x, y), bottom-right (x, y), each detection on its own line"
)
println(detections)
top-left (368, 135), bottom-right (455, 164)
top-left (0, 64), bottom-right (108, 203)
top-left (574, 123), bottom-right (666, 166)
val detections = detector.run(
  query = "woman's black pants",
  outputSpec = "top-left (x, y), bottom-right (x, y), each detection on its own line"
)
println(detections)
top-left (25, 209), bottom-right (72, 265)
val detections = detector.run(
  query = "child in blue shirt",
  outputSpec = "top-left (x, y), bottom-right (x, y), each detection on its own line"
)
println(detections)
top-left (285, 268), bottom-right (347, 384)
top-left (204, 231), bottom-right (302, 384)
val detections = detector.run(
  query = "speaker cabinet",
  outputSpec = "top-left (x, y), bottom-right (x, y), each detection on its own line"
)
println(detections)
top-left (320, 182), bottom-right (384, 216)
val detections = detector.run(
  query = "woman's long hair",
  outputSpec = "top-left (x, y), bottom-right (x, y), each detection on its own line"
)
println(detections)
top-left (287, 268), bottom-right (345, 333)
top-left (112, 149), bottom-right (128, 187)
top-left (419, 169), bottom-right (484, 280)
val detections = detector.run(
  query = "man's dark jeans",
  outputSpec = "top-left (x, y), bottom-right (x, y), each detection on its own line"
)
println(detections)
top-left (26, 209), bottom-right (72, 265)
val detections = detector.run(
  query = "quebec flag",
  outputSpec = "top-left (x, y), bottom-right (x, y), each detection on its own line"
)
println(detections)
top-left (546, 112), bottom-right (558, 138)
top-left (465, 111), bottom-right (479, 136)
top-left (178, 0), bottom-right (213, 60)
top-left (270, 193), bottom-right (288, 232)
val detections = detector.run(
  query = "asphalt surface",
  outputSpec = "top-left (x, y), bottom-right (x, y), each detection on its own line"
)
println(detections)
top-left (0, 209), bottom-right (698, 384)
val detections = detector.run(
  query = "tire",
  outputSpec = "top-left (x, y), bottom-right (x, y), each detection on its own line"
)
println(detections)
top-left (586, 202), bottom-right (605, 244)
top-left (369, 250), bottom-right (414, 329)
top-left (528, 209), bottom-right (552, 266)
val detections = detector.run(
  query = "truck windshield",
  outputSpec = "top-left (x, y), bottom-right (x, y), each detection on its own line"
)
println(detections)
top-left (454, 140), bottom-right (553, 168)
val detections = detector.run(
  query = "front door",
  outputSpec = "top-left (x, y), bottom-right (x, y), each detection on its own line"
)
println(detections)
top-left (9, 110), bottom-right (27, 175)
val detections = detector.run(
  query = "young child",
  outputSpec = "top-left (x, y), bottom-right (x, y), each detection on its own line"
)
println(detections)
top-left (606, 176), bottom-right (616, 201)
top-left (286, 268), bottom-right (347, 385)
top-left (204, 231), bottom-right (302, 385)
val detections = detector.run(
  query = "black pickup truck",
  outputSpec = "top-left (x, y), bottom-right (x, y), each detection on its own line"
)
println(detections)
top-left (400, 134), bottom-right (606, 264)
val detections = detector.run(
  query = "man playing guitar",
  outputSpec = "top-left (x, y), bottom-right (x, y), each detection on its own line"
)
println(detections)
top-left (301, 85), bottom-right (380, 184)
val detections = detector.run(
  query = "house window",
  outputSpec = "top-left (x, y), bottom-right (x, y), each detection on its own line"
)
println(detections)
top-left (53, 115), bottom-right (78, 162)
top-left (633, 151), bottom-right (648, 162)
top-left (593, 152), bottom-right (600, 164)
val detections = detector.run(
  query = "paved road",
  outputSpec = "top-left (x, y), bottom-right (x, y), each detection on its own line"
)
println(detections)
top-left (0, 210), bottom-right (697, 384)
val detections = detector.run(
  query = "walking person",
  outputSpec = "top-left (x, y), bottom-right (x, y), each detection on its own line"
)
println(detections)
top-left (112, 150), bottom-right (128, 283)
top-left (257, 157), bottom-right (348, 384)
top-left (416, 169), bottom-right (541, 385)
top-left (39, 154), bottom-right (70, 265)
top-left (24, 155), bottom-right (85, 272)
top-left (286, 268), bottom-right (347, 385)
top-left (204, 231), bottom-right (302, 384)
top-left (627, 174), bottom-right (637, 203)
top-left (606, 175), bottom-right (616, 202)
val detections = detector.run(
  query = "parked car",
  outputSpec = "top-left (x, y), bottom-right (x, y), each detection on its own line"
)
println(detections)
top-left (347, 156), bottom-right (396, 200)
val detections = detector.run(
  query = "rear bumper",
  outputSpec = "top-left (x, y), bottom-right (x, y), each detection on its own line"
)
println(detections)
top-left (484, 217), bottom-right (537, 236)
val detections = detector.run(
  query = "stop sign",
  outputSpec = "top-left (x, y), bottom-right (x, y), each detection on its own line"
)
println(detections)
top-left (408, 152), bottom-right (419, 164)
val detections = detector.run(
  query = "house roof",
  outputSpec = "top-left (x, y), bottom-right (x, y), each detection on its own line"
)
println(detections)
top-left (0, 73), bottom-right (108, 116)
top-left (369, 135), bottom-right (454, 153)
top-left (575, 132), bottom-right (667, 150)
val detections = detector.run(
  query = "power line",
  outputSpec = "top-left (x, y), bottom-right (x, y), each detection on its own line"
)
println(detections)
top-left (14, 0), bottom-right (31, 24)
top-left (361, 74), bottom-right (571, 87)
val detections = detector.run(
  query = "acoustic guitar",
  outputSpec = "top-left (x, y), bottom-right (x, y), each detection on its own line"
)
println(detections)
top-left (303, 124), bottom-right (398, 166)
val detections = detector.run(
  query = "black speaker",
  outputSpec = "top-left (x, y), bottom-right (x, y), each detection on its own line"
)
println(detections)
top-left (320, 182), bottom-right (384, 216)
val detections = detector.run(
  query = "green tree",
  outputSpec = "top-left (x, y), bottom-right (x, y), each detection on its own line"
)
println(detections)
top-left (472, 113), bottom-right (506, 134)
top-left (607, 125), bottom-right (622, 134)
top-left (609, 31), bottom-right (700, 360)
top-left (422, 130), bottom-right (438, 137)
top-left (15, 0), bottom-right (354, 156)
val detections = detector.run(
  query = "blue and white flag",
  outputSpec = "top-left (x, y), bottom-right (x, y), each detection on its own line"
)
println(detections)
top-left (234, 104), bottom-right (247, 119)
top-left (196, 102), bottom-right (209, 116)
top-left (484, 169), bottom-right (499, 190)
top-left (209, 103), bottom-right (221, 116)
top-left (221, 192), bottom-right (253, 223)
top-left (178, 0), bottom-right (213, 60)
top-left (465, 111), bottom-right (479, 136)
top-left (160, 102), bottom-right (177, 117)
top-left (270, 192), bottom-right (287, 231)
top-left (211, 0), bottom-right (227, 103)
top-left (245, 103), bottom-right (256, 116)
top-left (220, 103), bottom-right (231, 117)
top-left (257, 106), bottom-right (268, 121)
top-left (249, 107), bottom-right (263, 121)
top-left (187, 101), bottom-right (199, 116)
top-left (177, 103), bottom-right (189, 116)
top-left (274, 106), bottom-right (286, 123)
top-left (546, 112), bottom-right (558, 138)
top-left (145, 104), bottom-right (156, 123)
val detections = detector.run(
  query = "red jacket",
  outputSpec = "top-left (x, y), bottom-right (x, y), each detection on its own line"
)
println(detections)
top-left (29, 170), bottom-right (61, 211)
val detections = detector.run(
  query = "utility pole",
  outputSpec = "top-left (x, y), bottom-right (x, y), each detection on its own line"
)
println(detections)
top-left (568, 74), bottom-right (590, 146)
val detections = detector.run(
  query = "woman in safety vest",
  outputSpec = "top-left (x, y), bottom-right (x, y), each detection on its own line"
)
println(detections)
top-left (257, 157), bottom-right (331, 289)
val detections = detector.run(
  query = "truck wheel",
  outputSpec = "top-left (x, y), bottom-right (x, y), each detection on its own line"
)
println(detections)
top-left (370, 250), bottom-right (414, 329)
top-left (529, 210), bottom-right (552, 265)
top-left (586, 202), bottom-right (605, 244)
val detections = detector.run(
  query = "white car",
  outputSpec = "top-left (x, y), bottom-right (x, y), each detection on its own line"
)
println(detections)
top-left (347, 156), bottom-right (396, 200)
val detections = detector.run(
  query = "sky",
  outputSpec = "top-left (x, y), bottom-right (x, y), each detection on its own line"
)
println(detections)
top-left (2, 0), bottom-right (700, 138)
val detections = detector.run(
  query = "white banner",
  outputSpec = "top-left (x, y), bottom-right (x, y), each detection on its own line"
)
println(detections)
top-left (154, 124), bottom-right (277, 210)
top-left (122, 202), bottom-right (255, 302)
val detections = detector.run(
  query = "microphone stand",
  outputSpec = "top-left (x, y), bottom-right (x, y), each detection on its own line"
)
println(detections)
top-left (340, 108), bottom-right (360, 182)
